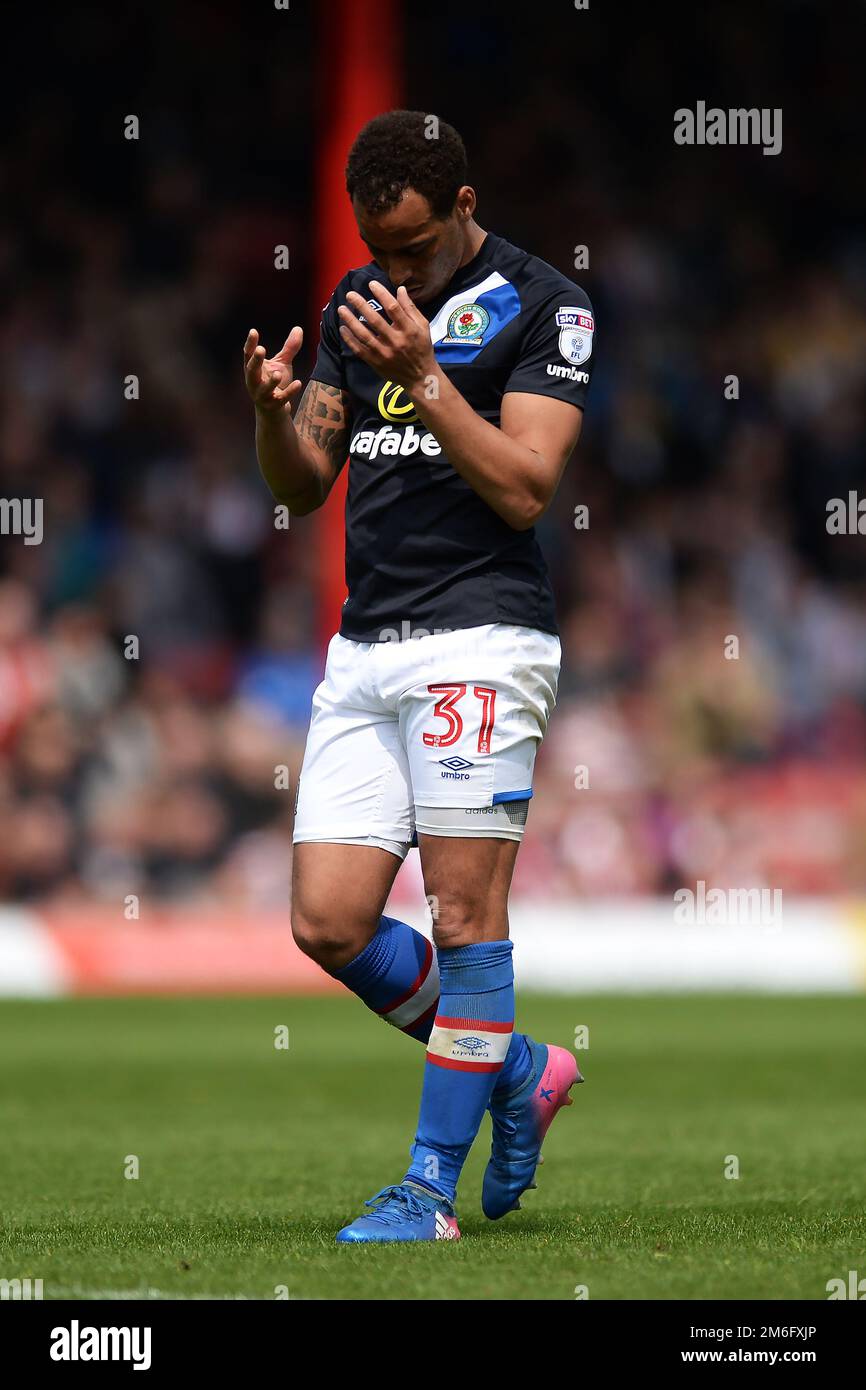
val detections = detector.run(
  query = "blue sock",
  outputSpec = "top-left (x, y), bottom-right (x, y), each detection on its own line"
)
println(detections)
top-left (404, 939), bottom-right (516, 1204)
top-left (332, 917), bottom-right (531, 1091)
top-left (333, 915), bottom-right (439, 1041)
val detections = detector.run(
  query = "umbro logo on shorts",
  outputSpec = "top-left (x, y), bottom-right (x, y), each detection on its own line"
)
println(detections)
top-left (439, 756), bottom-right (474, 779)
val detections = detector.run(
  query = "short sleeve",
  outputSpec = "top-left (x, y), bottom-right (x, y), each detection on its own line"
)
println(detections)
top-left (504, 286), bottom-right (595, 410)
top-left (310, 289), bottom-right (345, 388)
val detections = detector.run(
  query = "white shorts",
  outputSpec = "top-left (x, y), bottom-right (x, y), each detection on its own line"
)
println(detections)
top-left (293, 622), bottom-right (560, 858)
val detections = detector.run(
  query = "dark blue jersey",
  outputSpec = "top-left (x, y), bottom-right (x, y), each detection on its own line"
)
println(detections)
top-left (311, 231), bottom-right (595, 642)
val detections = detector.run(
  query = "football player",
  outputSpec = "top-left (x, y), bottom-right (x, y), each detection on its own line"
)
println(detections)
top-left (244, 111), bottom-right (594, 1242)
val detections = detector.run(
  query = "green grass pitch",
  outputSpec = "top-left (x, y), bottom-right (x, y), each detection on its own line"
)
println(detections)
top-left (1, 994), bottom-right (864, 1300)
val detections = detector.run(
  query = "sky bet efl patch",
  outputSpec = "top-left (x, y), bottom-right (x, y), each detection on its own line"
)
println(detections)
top-left (556, 306), bottom-right (594, 365)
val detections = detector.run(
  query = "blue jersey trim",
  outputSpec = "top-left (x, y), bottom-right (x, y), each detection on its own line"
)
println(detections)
top-left (491, 789), bottom-right (533, 805)
top-left (433, 281), bottom-right (521, 364)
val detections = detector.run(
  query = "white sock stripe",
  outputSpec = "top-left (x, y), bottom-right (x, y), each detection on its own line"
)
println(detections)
top-left (427, 1023), bottom-right (513, 1065)
top-left (381, 951), bottom-right (440, 1030)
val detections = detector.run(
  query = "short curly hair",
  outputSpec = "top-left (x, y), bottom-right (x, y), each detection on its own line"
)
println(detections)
top-left (346, 110), bottom-right (468, 219)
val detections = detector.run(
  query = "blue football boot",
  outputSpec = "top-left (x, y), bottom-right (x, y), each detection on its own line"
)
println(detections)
top-left (336, 1182), bottom-right (461, 1243)
top-left (484, 1038), bottom-right (583, 1219)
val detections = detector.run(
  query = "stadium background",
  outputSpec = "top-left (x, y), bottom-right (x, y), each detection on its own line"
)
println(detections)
top-left (1, 0), bottom-right (865, 1306)
top-left (1, 0), bottom-right (865, 992)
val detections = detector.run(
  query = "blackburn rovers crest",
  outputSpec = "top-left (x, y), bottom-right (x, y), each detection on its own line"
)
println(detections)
top-left (442, 302), bottom-right (490, 346)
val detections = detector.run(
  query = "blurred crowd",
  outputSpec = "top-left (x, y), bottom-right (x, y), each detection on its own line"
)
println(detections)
top-left (1, 3), bottom-right (865, 905)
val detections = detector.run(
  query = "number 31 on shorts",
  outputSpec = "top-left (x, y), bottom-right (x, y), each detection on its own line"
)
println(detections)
top-left (422, 684), bottom-right (497, 754)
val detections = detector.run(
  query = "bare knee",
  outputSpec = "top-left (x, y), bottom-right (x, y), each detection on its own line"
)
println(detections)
top-left (429, 894), bottom-right (508, 951)
top-left (431, 921), bottom-right (476, 951)
top-left (290, 895), bottom-right (377, 970)
top-left (290, 842), bottom-right (398, 970)
top-left (421, 834), bottom-right (517, 950)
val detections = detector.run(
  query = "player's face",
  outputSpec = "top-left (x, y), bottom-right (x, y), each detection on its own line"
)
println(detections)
top-left (353, 187), bottom-right (474, 305)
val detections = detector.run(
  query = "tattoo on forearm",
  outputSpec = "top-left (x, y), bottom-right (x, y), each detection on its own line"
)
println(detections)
top-left (296, 380), bottom-right (350, 467)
